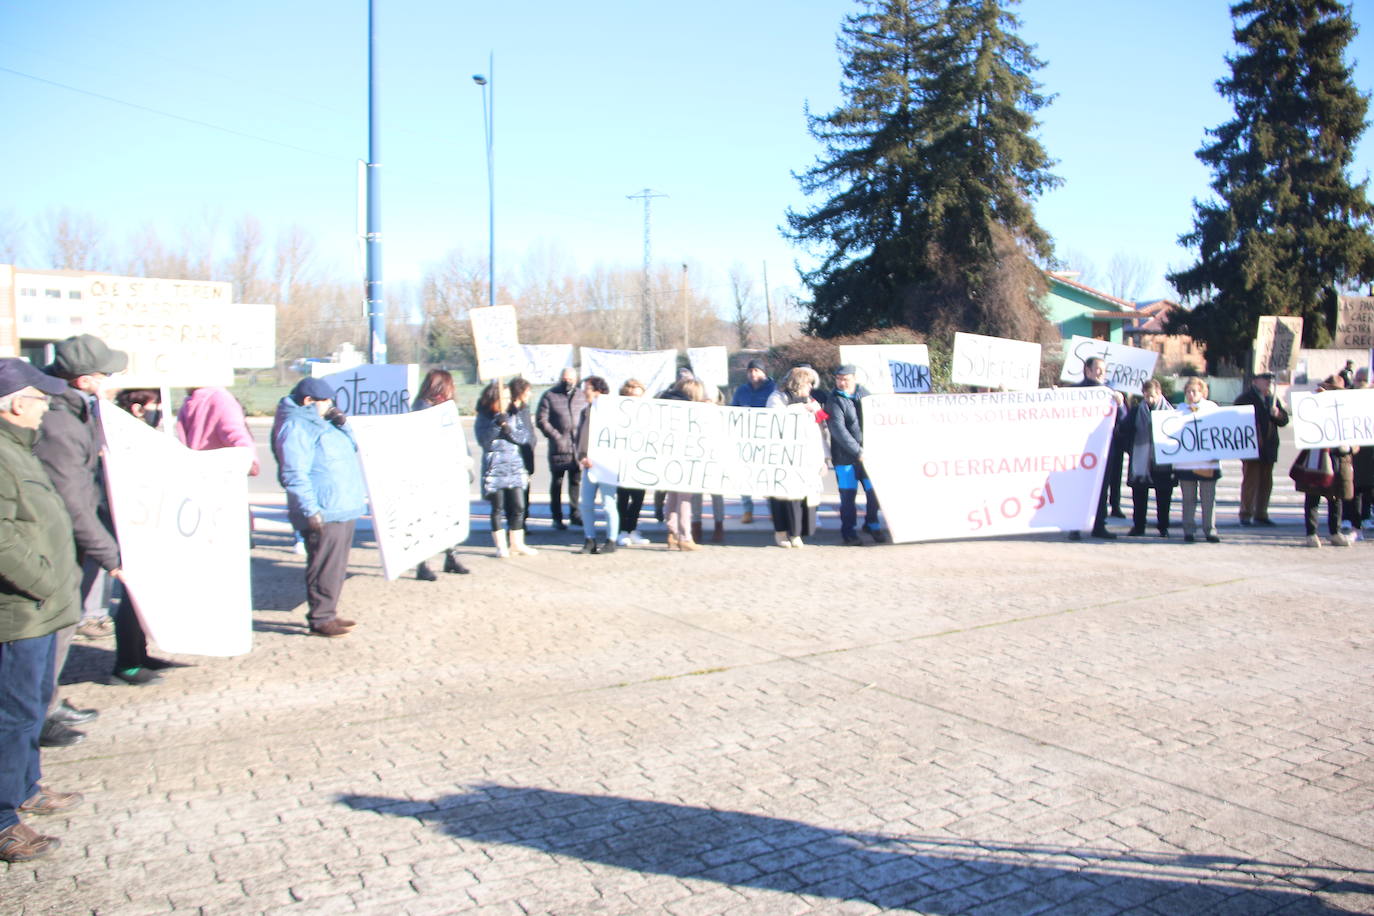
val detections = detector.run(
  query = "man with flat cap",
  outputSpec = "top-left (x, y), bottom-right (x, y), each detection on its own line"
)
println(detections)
top-left (35, 336), bottom-right (169, 706)
top-left (0, 358), bottom-right (86, 862)
top-left (274, 378), bottom-right (367, 638)
top-left (1234, 371), bottom-right (1288, 526)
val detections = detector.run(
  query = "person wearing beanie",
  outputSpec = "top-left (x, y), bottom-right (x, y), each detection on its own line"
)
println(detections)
top-left (274, 378), bottom-right (368, 637)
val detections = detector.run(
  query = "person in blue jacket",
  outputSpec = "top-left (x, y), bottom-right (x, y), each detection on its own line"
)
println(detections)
top-left (275, 378), bottom-right (368, 638)
top-left (730, 359), bottom-right (776, 524)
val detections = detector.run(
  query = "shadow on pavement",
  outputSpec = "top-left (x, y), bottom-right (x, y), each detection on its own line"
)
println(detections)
top-left (338, 784), bottom-right (1370, 913)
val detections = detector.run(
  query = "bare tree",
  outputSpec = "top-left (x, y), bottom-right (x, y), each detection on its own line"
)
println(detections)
top-left (226, 215), bottom-right (269, 303)
top-left (1056, 249), bottom-right (1099, 288)
top-left (1104, 252), bottom-right (1151, 302)
top-left (729, 263), bottom-right (757, 349)
top-left (0, 210), bottom-right (25, 264)
top-left (42, 208), bottom-right (107, 271)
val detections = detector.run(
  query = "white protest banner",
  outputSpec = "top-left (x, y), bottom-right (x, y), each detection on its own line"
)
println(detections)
top-left (85, 275), bottom-right (236, 387)
top-left (1252, 316), bottom-right (1303, 376)
top-left (1335, 297), bottom-right (1374, 350)
top-left (1152, 405), bottom-right (1260, 464)
top-left (99, 403), bottom-right (253, 656)
top-left (470, 305), bottom-right (522, 380)
top-left (839, 344), bottom-right (931, 393)
top-left (313, 364), bottom-right (418, 415)
top-left (862, 388), bottom-right (1116, 543)
top-left (951, 332), bottom-right (1042, 391)
top-left (687, 346), bottom-right (729, 394)
top-left (580, 347), bottom-right (678, 398)
top-left (518, 344), bottom-right (574, 383)
top-left (1289, 388), bottom-right (1374, 448)
top-left (350, 402), bottom-right (472, 581)
top-left (1058, 336), bottom-right (1158, 395)
top-left (586, 395), bottom-right (828, 499)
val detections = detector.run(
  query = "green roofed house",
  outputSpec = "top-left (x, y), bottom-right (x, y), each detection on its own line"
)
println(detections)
top-left (1042, 271), bottom-right (1142, 343)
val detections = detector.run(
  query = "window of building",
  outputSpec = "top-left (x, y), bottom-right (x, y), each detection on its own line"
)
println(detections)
top-left (18, 288), bottom-right (36, 296)
top-left (44, 289), bottom-right (60, 298)
top-left (68, 290), bottom-right (82, 299)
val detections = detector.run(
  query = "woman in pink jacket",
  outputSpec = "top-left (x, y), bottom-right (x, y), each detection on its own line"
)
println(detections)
top-left (175, 387), bottom-right (260, 476)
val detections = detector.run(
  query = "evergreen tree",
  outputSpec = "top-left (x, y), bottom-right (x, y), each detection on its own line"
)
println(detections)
top-left (1167, 0), bottom-right (1374, 364)
top-left (786, 0), bottom-right (1058, 341)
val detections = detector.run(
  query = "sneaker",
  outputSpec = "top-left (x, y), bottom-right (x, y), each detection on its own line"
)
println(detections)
top-left (616, 532), bottom-right (632, 547)
top-left (19, 787), bottom-right (84, 816)
top-left (112, 667), bottom-right (163, 686)
top-left (789, 536), bottom-right (804, 549)
top-left (74, 616), bottom-right (114, 640)
top-left (0, 822), bottom-right (60, 862)
top-left (1330, 532), bottom-right (1351, 547)
top-left (774, 532), bottom-right (793, 548)
top-left (1305, 534), bottom-right (1322, 548)
top-left (629, 531), bottom-right (651, 546)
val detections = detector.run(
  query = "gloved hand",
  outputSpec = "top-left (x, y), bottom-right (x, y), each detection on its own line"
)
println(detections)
top-left (306, 513), bottom-right (325, 533)
top-left (324, 406), bottom-right (347, 428)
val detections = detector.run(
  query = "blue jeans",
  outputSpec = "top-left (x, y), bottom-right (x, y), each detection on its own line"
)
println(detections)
top-left (0, 633), bottom-right (55, 829)
top-left (580, 475), bottom-right (621, 543)
top-left (835, 463), bottom-right (880, 539)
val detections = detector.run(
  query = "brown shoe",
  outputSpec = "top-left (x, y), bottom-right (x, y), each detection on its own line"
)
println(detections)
top-left (309, 620), bottom-right (351, 638)
top-left (0, 822), bottom-right (60, 862)
top-left (19, 788), bottom-right (84, 816)
top-left (334, 618), bottom-right (357, 629)
top-left (678, 538), bottom-right (700, 552)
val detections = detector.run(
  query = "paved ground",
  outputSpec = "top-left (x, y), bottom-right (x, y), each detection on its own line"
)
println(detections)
top-left (6, 443), bottom-right (1373, 914)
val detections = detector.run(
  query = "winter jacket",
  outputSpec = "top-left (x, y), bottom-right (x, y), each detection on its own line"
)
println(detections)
top-left (535, 381), bottom-right (587, 471)
top-left (175, 387), bottom-right (259, 475)
top-left (275, 399), bottom-right (368, 528)
top-left (731, 378), bottom-right (777, 408)
top-left (0, 416), bottom-right (81, 642)
top-left (825, 385), bottom-right (870, 466)
top-left (1233, 385), bottom-right (1289, 464)
top-left (475, 406), bottom-right (530, 495)
top-left (1125, 398), bottom-right (1175, 487)
top-left (31, 385), bottom-right (122, 571)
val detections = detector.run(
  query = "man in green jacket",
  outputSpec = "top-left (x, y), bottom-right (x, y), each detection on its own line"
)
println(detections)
top-left (0, 358), bottom-right (85, 862)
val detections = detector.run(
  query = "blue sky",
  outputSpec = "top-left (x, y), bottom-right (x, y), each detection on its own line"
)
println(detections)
top-left (3, 0), bottom-right (1372, 311)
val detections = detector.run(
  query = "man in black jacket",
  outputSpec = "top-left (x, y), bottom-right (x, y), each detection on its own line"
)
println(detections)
top-left (1072, 357), bottom-right (1127, 540)
top-left (535, 367), bottom-right (586, 529)
top-left (1234, 371), bottom-right (1288, 526)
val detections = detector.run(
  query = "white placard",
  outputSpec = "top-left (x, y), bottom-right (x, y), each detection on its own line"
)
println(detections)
top-left (350, 403), bottom-right (473, 581)
top-left (518, 344), bottom-right (574, 383)
top-left (580, 347), bottom-right (678, 398)
top-left (1058, 336), bottom-right (1159, 395)
top-left (586, 395), bottom-right (828, 499)
top-left (313, 364), bottom-right (418, 416)
top-left (862, 388), bottom-right (1117, 543)
top-left (86, 275), bottom-right (236, 387)
top-left (1335, 298), bottom-right (1374, 350)
top-left (1152, 405), bottom-right (1260, 463)
top-left (229, 303), bottom-right (277, 369)
top-left (99, 403), bottom-right (253, 656)
top-left (1253, 316), bottom-right (1303, 376)
top-left (687, 346), bottom-right (729, 394)
top-left (950, 332), bottom-right (1042, 391)
top-left (1289, 388), bottom-right (1374, 448)
top-left (838, 344), bottom-right (931, 394)
top-left (470, 305), bottom-right (522, 380)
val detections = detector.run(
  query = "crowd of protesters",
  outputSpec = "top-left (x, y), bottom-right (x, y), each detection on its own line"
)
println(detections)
top-left (2, 333), bottom-right (1370, 862)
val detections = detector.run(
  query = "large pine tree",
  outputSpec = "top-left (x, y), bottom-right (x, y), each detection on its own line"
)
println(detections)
top-left (1168, 0), bottom-right (1374, 364)
top-left (786, 0), bottom-right (1058, 340)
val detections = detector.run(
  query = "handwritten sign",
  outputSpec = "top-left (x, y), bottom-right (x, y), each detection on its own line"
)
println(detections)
top-left (1253, 316), bottom-right (1303, 376)
top-left (84, 275), bottom-right (236, 387)
top-left (687, 346), bottom-right (729, 394)
top-left (99, 403), bottom-right (253, 656)
top-left (313, 364), bottom-right (418, 416)
top-left (838, 344), bottom-right (931, 394)
top-left (1289, 388), bottom-right (1374, 448)
top-left (861, 388), bottom-right (1116, 543)
top-left (580, 347), bottom-right (678, 398)
top-left (1335, 297), bottom-right (1374, 350)
top-left (518, 344), bottom-right (574, 383)
top-left (470, 305), bottom-right (522, 380)
top-left (1059, 336), bottom-right (1158, 395)
top-left (351, 403), bottom-right (473, 581)
top-left (586, 395), bottom-right (827, 499)
top-left (1152, 405), bottom-right (1260, 463)
top-left (951, 332), bottom-right (1042, 391)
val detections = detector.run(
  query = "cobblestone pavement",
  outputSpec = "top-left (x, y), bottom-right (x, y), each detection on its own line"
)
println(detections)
top-left (6, 492), bottom-right (1373, 915)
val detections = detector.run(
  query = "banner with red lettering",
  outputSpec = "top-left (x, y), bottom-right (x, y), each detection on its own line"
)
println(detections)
top-left (862, 388), bottom-right (1116, 542)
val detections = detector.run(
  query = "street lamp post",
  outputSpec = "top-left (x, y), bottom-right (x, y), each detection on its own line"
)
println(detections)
top-left (472, 57), bottom-right (494, 308)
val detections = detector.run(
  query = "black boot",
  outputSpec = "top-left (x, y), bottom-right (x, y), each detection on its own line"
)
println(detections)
top-left (416, 561), bottom-right (437, 581)
top-left (443, 551), bottom-right (470, 574)
top-left (578, 538), bottom-right (598, 555)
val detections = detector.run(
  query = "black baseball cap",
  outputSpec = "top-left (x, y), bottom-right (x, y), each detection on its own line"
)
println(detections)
top-left (0, 358), bottom-right (68, 399)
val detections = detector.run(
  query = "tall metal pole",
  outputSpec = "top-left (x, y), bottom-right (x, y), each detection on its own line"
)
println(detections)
top-left (762, 260), bottom-right (775, 348)
top-left (627, 188), bottom-right (666, 350)
top-left (365, 0), bottom-right (386, 364)
top-left (473, 56), bottom-right (494, 308)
